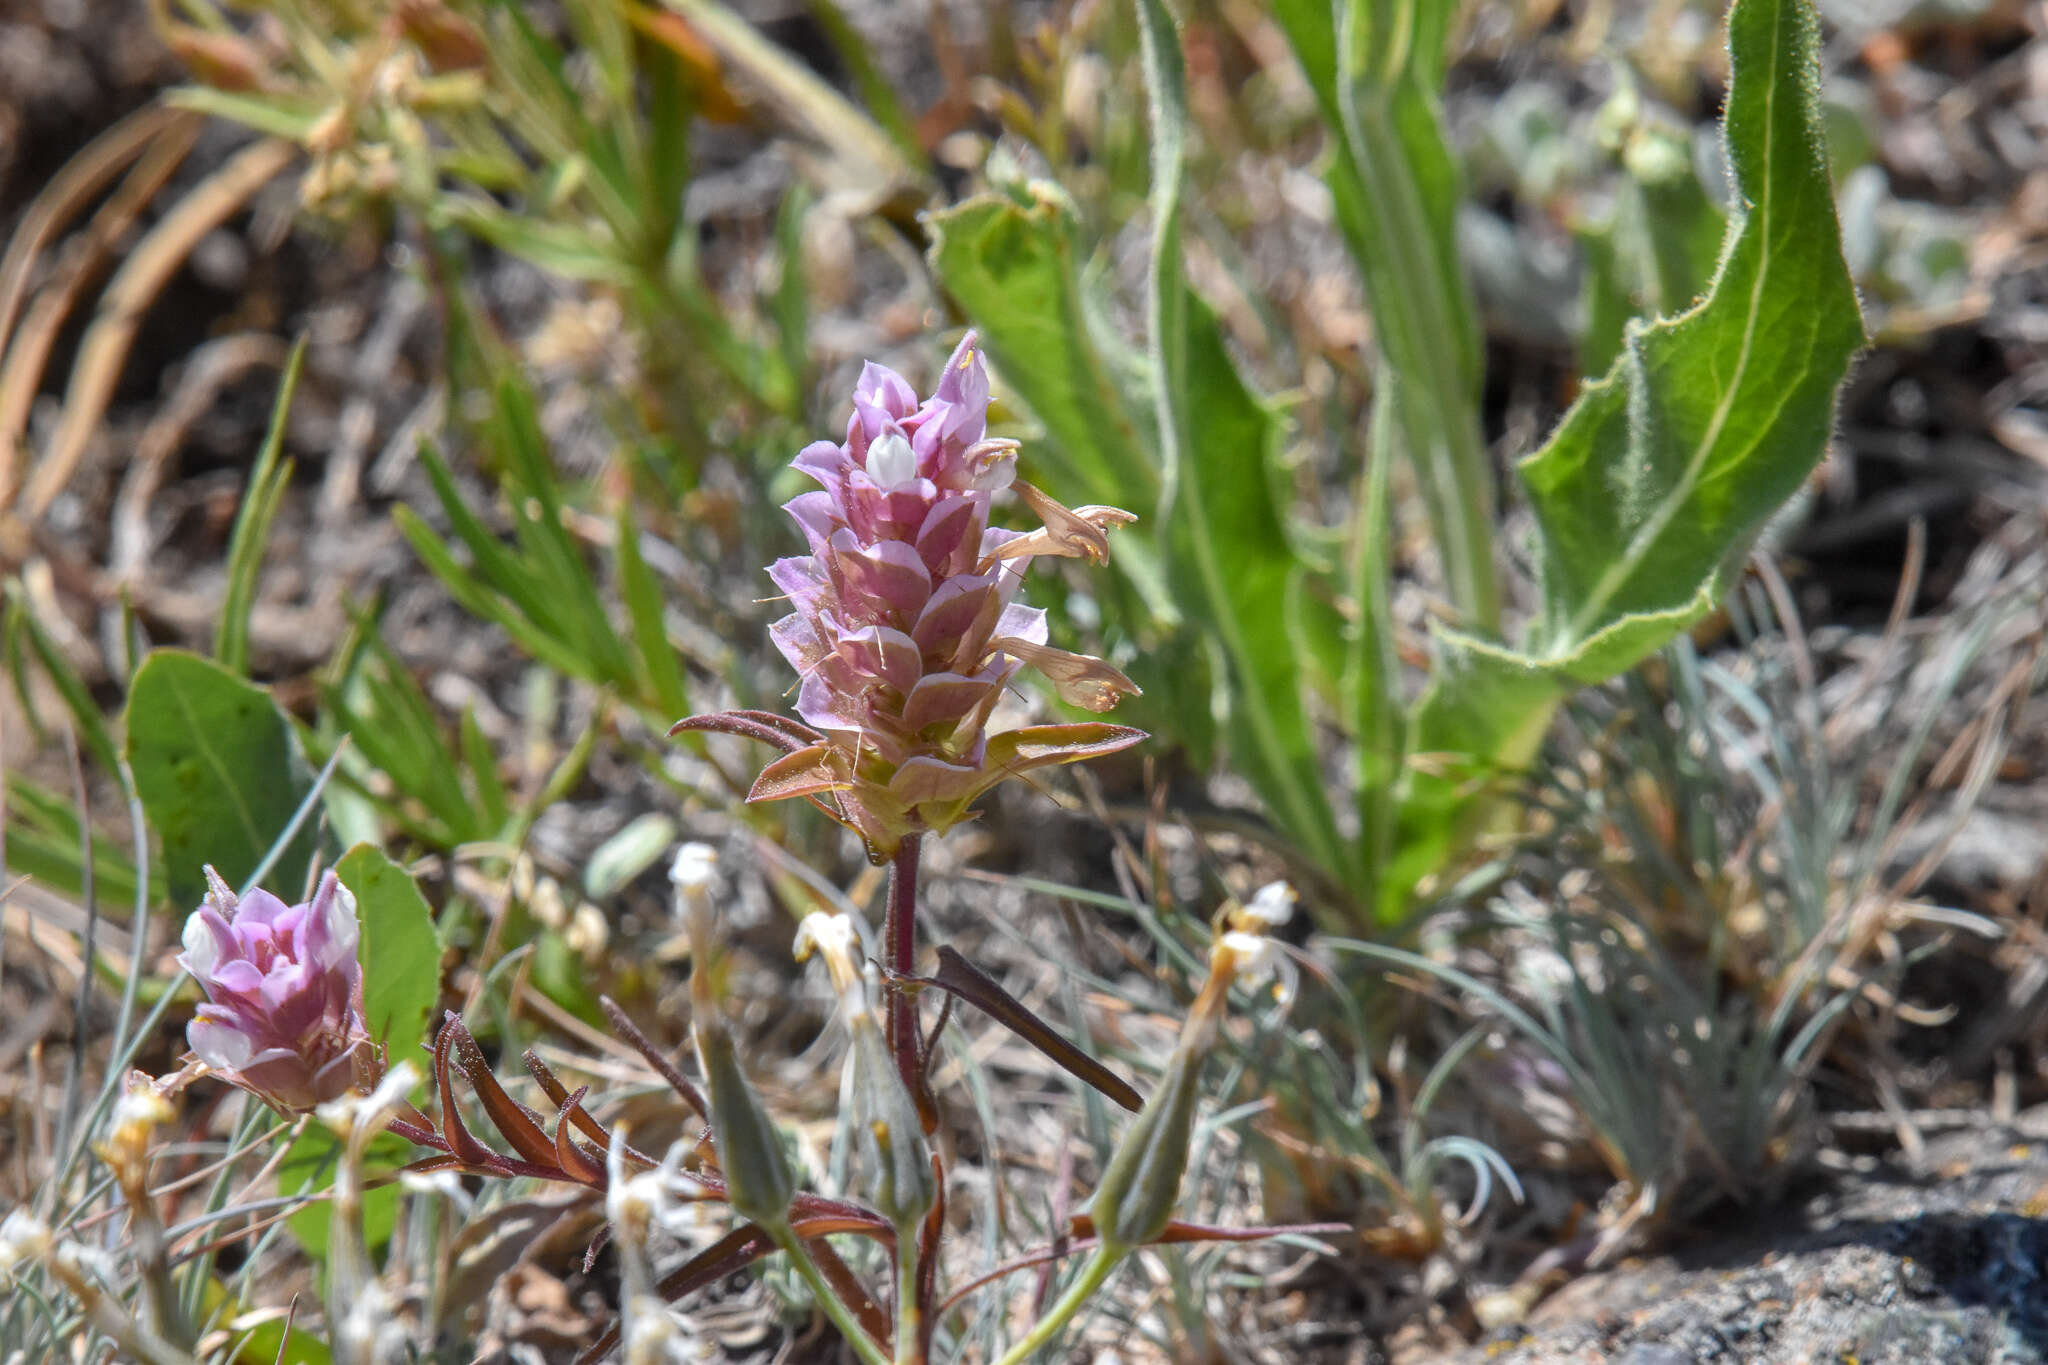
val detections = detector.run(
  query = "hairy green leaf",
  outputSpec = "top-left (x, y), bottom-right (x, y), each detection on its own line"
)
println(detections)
top-left (1140, 0), bottom-right (1346, 878)
top-left (1391, 0), bottom-right (1864, 916)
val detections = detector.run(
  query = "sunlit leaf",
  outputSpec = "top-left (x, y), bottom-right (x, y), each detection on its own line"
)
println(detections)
top-left (1389, 0), bottom-right (1865, 917)
top-left (125, 650), bottom-right (319, 907)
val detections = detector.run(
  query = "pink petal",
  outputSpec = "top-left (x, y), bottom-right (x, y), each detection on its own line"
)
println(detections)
top-left (915, 495), bottom-right (985, 577)
top-left (830, 533), bottom-right (932, 620)
top-left (834, 624), bottom-right (924, 695)
top-left (902, 672), bottom-right (999, 733)
top-left (230, 888), bottom-right (292, 929)
top-left (994, 603), bottom-right (1049, 648)
top-left (188, 1013), bottom-right (258, 1071)
top-left (912, 576), bottom-right (1002, 667)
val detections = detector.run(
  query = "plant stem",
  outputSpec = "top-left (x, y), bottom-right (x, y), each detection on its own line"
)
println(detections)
top-left (884, 834), bottom-right (927, 1116)
top-left (990, 1243), bottom-right (1124, 1365)
top-left (894, 1231), bottom-right (924, 1365)
top-left (768, 1224), bottom-right (893, 1365)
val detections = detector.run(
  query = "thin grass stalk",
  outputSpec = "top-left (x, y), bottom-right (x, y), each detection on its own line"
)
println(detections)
top-left (55, 726), bottom-right (97, 1168)
top-left (990, 1242), bottom-right (1122, 1365)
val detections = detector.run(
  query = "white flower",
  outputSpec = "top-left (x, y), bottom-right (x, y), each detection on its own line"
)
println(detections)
top-left (794, 912), bottom-right (867, 1012)
top-left (1242, 881), bottom-right (1297, 927)
top-left (1220, 931), bottom-right (1295, 1004)
top-left (864, 430), bottom-right (918, 488)
top-left (792, 911), bottom-right (855, 967)
top-left (669, 843), bottom-right (718, 894)
top-left (0, 1209), bottom-right (51, 1273)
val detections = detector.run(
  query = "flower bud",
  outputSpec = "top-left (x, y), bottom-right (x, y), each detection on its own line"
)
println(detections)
top-left (178, 868), bottom-right (374, 1113)
top-left (1088, 904), bottom-right (1292, 1250)
top-left (684, 852), bottom-right (795, 1230)
top-left (793, 913), bottom-right (934, 1232)
top-left (693, 1025), bottom-right (795, 1230)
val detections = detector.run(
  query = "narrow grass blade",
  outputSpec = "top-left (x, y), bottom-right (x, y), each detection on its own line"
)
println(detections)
top-left (216, 337), bottom-right (304, 677)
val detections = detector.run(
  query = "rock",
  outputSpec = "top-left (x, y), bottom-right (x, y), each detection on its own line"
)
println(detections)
top-left (1415, 1109), bottom-right (2048, 1365)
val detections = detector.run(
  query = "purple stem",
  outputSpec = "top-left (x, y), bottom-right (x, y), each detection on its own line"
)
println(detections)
top-left (885, 834), bottom-right (930, 1124)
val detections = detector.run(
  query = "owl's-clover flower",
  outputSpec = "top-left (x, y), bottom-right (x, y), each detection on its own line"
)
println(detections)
top-left (677, 332), bottom-right (1145, 858)
top-left (177, 867), bottom-right (375, 1113)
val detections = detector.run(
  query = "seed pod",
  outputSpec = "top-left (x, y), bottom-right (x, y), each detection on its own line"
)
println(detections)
top-left (693, 1024), bottom-right (795, 1230)
top-left (848, 987), bottom-right (935, 1234)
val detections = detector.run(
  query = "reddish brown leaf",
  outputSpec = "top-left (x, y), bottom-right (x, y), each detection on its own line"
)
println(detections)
top-left (449, 1017), bottom-right (561, 1172)
top-left (668, 710), bottom-right (820, 754)
top-left (433, 1015), bottom-right (496, 1167)
top-left (747, 743), bottom-right (854, 803)
top-left (929, 946), bottom-right (1142, 1112)
top-left (551, 1089), bottom-right (608, 1186)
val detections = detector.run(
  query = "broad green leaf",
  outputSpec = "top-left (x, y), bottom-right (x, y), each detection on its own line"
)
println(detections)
top-left (126, 650), bottom-right (320, 908)
top-left (217, 339), bottom-right (304, 677)
top-left (334, 844), bottom-right (439, 1061)
top-left (278, 845), bottom-right (431, 1268)
top-left (200, 1274), bottom-right (332, 1365)
top-left (1390, 0), bottom-right (1865, 917)
top-left (280, 1126), bottom-right (413, 1263)
top-left (1139, 0), bottom-right (1346, 879)
top-left (1523, 0), bottom-right (1863, 666)
top-left (925, 191), bottom-right (1156, 508)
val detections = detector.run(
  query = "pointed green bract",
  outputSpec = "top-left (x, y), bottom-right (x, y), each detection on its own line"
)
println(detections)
top-left (334, 844), bottom-right (439, 1063)
top-left (1390, 0), bottom-right (1865, 916)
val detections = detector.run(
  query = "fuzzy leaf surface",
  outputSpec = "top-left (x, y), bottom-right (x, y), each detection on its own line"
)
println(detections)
top-left (1390, 0), bottom-right (1865, 916)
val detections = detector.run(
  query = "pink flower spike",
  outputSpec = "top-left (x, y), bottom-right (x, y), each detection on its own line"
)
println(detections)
top-left (177, 868), bottom-right (376, 1113)
top-left (675, 331), bottom-right (1145, 858)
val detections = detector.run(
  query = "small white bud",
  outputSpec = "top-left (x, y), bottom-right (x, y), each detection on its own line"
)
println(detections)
top-left (1220, 931), bottom-right (1294, 1003)
top-left (1242, 881), bottom-right (1297, 927)
top-left (792, 911), bottom-right (855, 966)
top-left (669, 843), bottom-right (717, 895)
top-left (865, 430), bottom-right (918, 487)
top-left (0, 1210), bottom-right (52, 1272)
